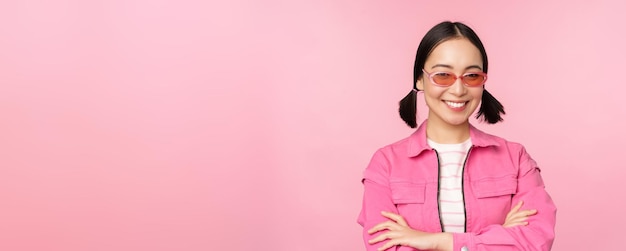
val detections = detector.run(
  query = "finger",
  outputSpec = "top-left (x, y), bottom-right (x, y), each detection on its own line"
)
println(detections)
top-left (504, 210), bottom-right (534, 227)
top-left (507, 209), bottom-right (537, 221)
top-left (507, 201), bottom-right (524, 218)
top-left (503, 221), bottom-right (529, 228)
top-left (368, 221), bottom-right (396, 234)
top-left (504, 217), bottom-right (530, 227)
top-left (503, 214), bottom-right (531, 227)
top-left (505, 214), bottom-right (529, 225)
top-left (506, 216), bottom-right (529, 224)
top-left (378, 239), bottom-right (398, 251)
top-left (507, 210), bottom-right (538, 223)
top-left (367, 222), bottom-right (388, 234)
top-left (505, 212), bottom-right (531, 222)
top-left (517, 209), bottom-right (537, 217)
top-left (525, 209), bottom-right (538, 216)
top-left (368, 232), bottom-right (390, 245)
top-left (381, 211), bottom-right (408, 226)
top-left (506, 208), bottom-right (535, 221)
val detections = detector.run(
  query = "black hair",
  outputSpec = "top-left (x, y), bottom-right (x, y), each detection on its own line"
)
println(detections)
top-left (399, 21), bottom-right (505, 128)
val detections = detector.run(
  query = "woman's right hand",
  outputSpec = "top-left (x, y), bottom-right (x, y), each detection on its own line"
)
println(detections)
top-left (503, 200), bottom-right (537, 227)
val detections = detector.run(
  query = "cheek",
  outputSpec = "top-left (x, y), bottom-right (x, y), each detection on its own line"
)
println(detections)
top-left (423, 87), bottom-right (446, 102)
top-left (423, 91), bottom-right (441, 108)
top-left (471, 89), bottom-right (484, 102)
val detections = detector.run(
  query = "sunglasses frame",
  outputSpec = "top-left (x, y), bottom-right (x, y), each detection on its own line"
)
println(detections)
top-left (422, 69), bottom-right (488, 87)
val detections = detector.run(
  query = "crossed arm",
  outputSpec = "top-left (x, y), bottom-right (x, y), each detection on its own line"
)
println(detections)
top-left (367, 201), bottom-right (536, 251)
top-left (359, 147), bottom-right (556, 251)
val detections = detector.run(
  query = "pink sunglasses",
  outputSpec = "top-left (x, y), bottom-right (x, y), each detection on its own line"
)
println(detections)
top-left (422, 69), bottom-right (487, 87)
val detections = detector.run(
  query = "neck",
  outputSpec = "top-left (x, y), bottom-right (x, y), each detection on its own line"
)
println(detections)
top-left (426, 118), bottom-right (471, 144)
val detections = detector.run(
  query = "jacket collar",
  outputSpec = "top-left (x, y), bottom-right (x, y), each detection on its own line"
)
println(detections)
top-left (407, 120), bottom-right (500, 157)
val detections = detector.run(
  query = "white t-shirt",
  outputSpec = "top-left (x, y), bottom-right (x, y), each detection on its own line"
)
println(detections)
top-left (428, 138), bottom-right (472, 233)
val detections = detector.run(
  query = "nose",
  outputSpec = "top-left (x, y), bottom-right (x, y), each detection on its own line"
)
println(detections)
top-left (448, 77), bottom-right (467, 96)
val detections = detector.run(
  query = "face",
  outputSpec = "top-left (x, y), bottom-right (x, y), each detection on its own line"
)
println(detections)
top-left (416, 38), bottom-right (485, 128)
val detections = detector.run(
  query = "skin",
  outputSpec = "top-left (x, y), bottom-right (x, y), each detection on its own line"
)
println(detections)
top-left (417, 38), bottom-right (484, 144)
top-left (367, 38), bottom-right (537, 251)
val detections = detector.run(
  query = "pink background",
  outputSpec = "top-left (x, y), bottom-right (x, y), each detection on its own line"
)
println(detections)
top-left (1, 0), bottom-right (624, 250)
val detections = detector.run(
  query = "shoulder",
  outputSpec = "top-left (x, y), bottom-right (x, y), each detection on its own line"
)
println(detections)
top-left (373, 134), bottom-right (414, 158)
top-left (472, 128), bottom-right (534, 164)
top-left (364, 134), bottom-right (415, 171)
top-left (362, 135), bottom-right (416, 182)
top-left (472, 126), bottom-right (526, 152)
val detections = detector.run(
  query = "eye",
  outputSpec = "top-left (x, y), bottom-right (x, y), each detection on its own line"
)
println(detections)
top-left (433, 72), bottom-right (453, 79)
top-left (463, 73), bottom-right (482, 80)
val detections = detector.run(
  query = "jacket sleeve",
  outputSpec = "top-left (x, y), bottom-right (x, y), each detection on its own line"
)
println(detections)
top-left (357, 150), bottom-right (406, 251)
top-left (452, 146), bottom-right (557, 251)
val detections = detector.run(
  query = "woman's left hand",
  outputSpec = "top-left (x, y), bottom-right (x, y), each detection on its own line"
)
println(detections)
top-left (367, 211), bottom-right (451, 251)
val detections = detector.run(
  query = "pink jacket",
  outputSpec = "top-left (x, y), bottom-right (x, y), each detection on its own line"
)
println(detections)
top-left (357, 121), bottom-right (556, 251)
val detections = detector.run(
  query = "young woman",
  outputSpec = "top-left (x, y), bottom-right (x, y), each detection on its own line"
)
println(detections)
top-left (357, 21), bottom-right (557, 251)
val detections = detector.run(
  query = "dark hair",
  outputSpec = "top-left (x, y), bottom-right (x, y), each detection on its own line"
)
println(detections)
top-left (399, 21), bottom-right (505, 128)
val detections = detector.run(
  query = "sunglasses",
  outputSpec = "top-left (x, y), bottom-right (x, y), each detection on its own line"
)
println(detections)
top-left (422, 69), bottom-right (488, 87)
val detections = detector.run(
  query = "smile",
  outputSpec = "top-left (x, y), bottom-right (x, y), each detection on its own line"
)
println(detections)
top-left (444, 100), bottom-right (468, 109)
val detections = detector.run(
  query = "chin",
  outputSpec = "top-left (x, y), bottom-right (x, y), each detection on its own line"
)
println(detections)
top-left (443, 117), bottom-right (470, 126)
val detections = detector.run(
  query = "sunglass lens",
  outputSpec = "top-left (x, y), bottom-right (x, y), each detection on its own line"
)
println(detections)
top-left (432, 72), bottom-right (455, 86)
top-left (463, 73), bottom-right (485, 86)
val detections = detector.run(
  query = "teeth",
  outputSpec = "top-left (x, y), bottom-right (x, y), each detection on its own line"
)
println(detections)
top-left (445, 101), bottom-right (466, 108)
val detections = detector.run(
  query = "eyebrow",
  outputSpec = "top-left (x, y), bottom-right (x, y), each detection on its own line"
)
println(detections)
top-left (431, 64), bottom-right (483, 71)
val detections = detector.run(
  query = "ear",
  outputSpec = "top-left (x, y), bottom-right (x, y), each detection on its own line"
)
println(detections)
top-left (416, 78), bottom-right (424, 91)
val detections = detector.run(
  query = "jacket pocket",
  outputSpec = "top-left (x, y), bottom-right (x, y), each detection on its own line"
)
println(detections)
top-left (390, 182), bottom-right (426, 204)
top-left (471, 176), bottom-right (518, 226)
top-left (473, 176), bottom-right (517, 198)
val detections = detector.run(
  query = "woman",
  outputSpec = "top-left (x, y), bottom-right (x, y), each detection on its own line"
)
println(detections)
top-left (357, 21), bottom-right (556, 251)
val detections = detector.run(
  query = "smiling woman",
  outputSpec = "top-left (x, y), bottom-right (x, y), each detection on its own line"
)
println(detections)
top-left (357, 21), bottom-right (556, 251)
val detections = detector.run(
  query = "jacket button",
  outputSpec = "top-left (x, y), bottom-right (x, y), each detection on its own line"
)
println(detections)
top-left (461, 247), bottom-right (469, 251)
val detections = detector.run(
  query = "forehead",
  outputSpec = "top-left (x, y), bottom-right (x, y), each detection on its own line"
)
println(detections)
top-left (425, 38), bottom-right (483, 69)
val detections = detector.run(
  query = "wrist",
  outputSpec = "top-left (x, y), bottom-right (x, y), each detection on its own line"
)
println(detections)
top-left (433, 232), bottom-right (453, 251)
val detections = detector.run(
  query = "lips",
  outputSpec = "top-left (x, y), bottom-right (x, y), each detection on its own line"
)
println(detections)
top-left (444, 100), bottom-right (467, 108)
